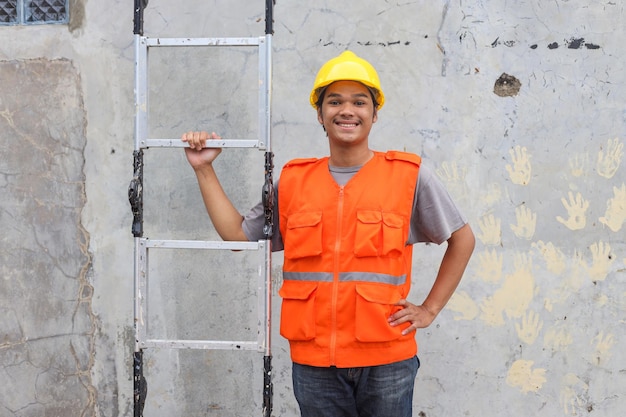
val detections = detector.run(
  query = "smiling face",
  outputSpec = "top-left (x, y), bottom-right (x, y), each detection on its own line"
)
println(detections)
top-left (317, 80), bottom-right (378, 152)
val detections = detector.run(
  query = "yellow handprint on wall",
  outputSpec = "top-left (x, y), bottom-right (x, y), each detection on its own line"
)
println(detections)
top-left (591, 331), bottom-right (615, 366)
top-left (587, 241), bottom-right (614, 282)
top-left (559, 373), bottom-right (590, 416)
top-left (532, 240), bottom-right (566, 275)
top-left (447, 291), bottom-right (480, 321)
top-left (476, 249), bottom-right (503, 283)
top-left (506, 360), bottom-right (547, 393)
top-left (506, 145), bottom-right (532, 185)
top-left (599, 183), bottom-right (626, 232)
top-left (515, 310), bottom-right (543, 345)
top-left (556, 191), bottom-right (589, 230)
top-left (510, 204), bottom-right (537, 240)
top-left (597, 137), bottom-right (623, 179)
top-left (477, 214), bottom-right (502, 246)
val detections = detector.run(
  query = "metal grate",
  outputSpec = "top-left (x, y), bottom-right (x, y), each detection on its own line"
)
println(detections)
top-left (0, 0), bottom-right (68, 25)
top-left (0, 0), bottom-right (17, 24)
top-left (25, 0), bottom-right (66, 23)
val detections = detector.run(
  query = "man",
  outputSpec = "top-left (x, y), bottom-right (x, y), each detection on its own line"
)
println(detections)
top-left (182, 50), bottom-right (475, 417)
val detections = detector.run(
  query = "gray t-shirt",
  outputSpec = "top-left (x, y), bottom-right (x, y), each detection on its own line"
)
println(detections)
top-left (242, 163), bottom-right (467, 251)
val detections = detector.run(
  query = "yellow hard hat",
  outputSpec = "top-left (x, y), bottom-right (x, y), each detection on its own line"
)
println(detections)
top-left (310, 50), bottom-right (385, 110)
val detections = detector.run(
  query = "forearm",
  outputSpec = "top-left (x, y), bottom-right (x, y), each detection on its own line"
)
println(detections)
top-left (421, 223), bottom-right (475, 316)
top-left (194, 164), bottom-right (248, 241)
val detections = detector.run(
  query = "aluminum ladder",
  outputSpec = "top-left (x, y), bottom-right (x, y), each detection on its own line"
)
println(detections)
top-left (128, 1), bottom-right (275, 415)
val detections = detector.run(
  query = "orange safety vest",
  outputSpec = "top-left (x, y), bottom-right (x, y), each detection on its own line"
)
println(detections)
top-left (278, 151), bottom-right (421, 367)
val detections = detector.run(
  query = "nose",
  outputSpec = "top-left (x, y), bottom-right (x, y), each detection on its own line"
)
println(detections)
top-left (338, 102), bottom-right (355, 116)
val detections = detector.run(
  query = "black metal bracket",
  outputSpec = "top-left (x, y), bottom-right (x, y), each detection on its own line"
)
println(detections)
top-left (129, 150), bottom-right (144, 237)
top-left (134, 0), bottom-right (149, 35)
top-left (265, 0), bottom-right (275, 35)
top-left (263, 355), bottom-right (273, 417)
top-left (262, 151), bottom-right (275, 240)
top-left (134, 350), bottom-right (147, 417)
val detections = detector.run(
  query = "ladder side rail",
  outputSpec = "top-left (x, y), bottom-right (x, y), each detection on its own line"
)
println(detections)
top-left (262, 236), bottom-right (273, 416)
top-left (136, 238), bottom-right (149, 346)
top-left (132, 2), bottom-right (148, 411)
top-left (256, 240), bottom-right (269, 351)
top-left (257, 35), bottom-right (270, 151)
top-left (135, 36), bottom-right (149, 151)
top-left (259, 35), bottom-right (272, 152)
top-left (262, 3), bottom-right (274, 412)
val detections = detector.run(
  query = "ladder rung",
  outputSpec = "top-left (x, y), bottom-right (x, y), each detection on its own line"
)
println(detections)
top-left (142, 339), bottom-right (262, 351)
top-left (144, 239), bottom-right (262, 251)
top-left (141, 138), bottom-right (263, 149)
top-left (144, 37), bottom-right (262, 47)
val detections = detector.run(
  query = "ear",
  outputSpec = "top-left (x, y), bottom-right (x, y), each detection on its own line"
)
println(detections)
top-left (372, 108), bottom-right (378, 123)
top-left (317, 108), bottom-right (324, 125)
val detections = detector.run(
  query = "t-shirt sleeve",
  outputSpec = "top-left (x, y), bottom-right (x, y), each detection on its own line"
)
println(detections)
top-left (408, 165), bottom-right (467, 245)
top-left (241, 183), bottom-right (284, 251)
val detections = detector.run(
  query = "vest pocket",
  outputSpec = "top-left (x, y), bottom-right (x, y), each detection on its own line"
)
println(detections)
top-left (354, 283), bottom-right (403, 342)
top-left (278, 281), bottom-right (318, 341)
top-left (355, 211), bottom-right (405, 257)
top-left (381, 212), bottom-right (405, 257)
top-left (354, 210), bottom-right (382, 257)
top-left (284, 211), bottom-right (323, 259)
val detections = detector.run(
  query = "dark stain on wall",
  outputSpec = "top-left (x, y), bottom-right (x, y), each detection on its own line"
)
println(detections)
top-left (494, 73), bottom-right (521, 97)
top-left (320, 39), bottom-right (413, 47)
top-left (494, 37), bottom-right (601, 50)
top-left (68, 0), bottom-right (86, 32)
top-left (546, 37), bottom-right (602, 50)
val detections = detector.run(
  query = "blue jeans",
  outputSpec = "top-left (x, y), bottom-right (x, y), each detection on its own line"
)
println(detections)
top-left (292, 356), bottom-right (420, 417)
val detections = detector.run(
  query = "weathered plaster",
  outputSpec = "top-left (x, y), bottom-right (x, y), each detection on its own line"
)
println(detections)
top-left (0, 59), bottom-right (95, 416)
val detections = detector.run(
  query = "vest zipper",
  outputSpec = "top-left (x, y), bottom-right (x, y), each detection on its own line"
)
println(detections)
top-left (330, 185), bottom-right (344, 366)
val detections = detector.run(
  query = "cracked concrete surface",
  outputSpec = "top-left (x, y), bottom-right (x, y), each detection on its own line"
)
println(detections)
top-left (0, 59), bottom-right (95, 417)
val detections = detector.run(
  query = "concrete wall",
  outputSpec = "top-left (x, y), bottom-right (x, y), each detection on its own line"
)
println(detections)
top-left (1, 0), bottom-right (624, 416)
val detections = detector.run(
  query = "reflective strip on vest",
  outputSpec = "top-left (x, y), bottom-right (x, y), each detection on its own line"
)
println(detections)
top-left (283, 271), bottom-right (406, 285)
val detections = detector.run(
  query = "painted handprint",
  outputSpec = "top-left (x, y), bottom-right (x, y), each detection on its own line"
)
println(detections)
top-left (515, 310), bottom-right (543, 345)
top-left (506, 145), bottom-right (532, 185)
top-left (532, 240), bottom-right (566, 275)
top-left (592, 331), bottom-right (615, 366)
top-left (510, 204), bottom-right (537, 240)
top-left (556, 191), bottom-right (589, 230)
top-left (487, 252), bottom-right (534, 322)
top-left (476, 249), bottom-right (503, 283)
top-left (599, 183), bottom-right (626, 232)
top-left (568, 153), bottom-right (588, 177)
top-left (587, 241), bottom-right (614, 282)
top-left (597, 137), bottom-right (623, 179)
top-left (447, 291), bottom-right (479, 321)
top-left (506, 360), bottom-right (546, 393)
top-left (436, 160), bottom-right (467, 200)
top-left (477, 214), bottom-right (502, 246)
top-left (502, 252), bottom-right (534, 319)
top-left (480, 295), bottom-right (505, 326)
top-left (559, 373), bottom-right (589, 416)
top-left (543, 327), bottom-right (573, 352)
top-left (436, 160), bottom-right (466, 184)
